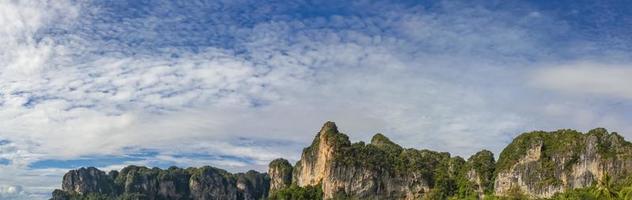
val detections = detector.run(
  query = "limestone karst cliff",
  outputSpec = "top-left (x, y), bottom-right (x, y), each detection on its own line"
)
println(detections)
top-left (268, 158), bottom-right (293, 194)
top-left (51, 166), bottom-right (269, 200)
top-left (51, 122), bottom-right (632, 200)
top-left (290, 121), bottom-right (465, 199)
top-left (494, 128), bottom-right (632, 199)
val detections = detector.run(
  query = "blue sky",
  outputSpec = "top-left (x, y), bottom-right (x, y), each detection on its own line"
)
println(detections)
top-left (1, 0), bottom-right (632, 199)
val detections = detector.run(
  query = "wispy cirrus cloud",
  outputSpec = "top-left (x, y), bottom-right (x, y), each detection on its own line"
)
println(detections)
top-left (2, 0), bottom-right (632, 199)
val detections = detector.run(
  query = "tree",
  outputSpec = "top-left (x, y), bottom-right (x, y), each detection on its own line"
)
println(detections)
top-left (618, 186), bottom-right (632, 200)
top-left (592, 173), bottom-right (617, 199)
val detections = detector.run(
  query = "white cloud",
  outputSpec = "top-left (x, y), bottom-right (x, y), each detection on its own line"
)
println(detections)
top-left (0, 4), bottom-right (530, 192)
top-left (1, 1), bottom-right (632, 199)
top-left (0, 185), bottom-right (26, 200)
top-left (0, 0), bottom-right (78, 79)
top-left (531, 62), bottom-right (632, 99)
top-left (0, 185), bottom-right (22, 195)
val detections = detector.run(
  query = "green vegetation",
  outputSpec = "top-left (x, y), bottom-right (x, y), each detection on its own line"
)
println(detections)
top-left (330, 132), bottom-right (454, 179)
top-left (588, 128), bottom-right (632, 160)
top-left (52, 190), bottom-right (149, 200)
top-left (300, 122), bottom-right (351, 165)
top-left (593, 173), bottom-right (618, 199)
top-left (463, 174), bottom-right (632, 200)
top-left (370, 133), bottom-right (402, 153)
top-left (550, 187), bottom-right (597, 200)
top-left (52, 165), bottom-right (270, 200)
top-left (269, 158), bottom-right (294, 193)
top-left (469, 150), bottom-right (496, 194)
top-left (497, 128), bottom-right (632, 174)
top-left (331, 190), bottom-right (354, 200)
top-left (268, 184), bottom-right (323, 200)
top-left (53, 123), bottom-right (632, 200)
top-left (548, 174), bottom-right (632, 200)
top-left (270, 158), bottom-right (293, 172)
top-left (494, 128), bottom-right (632, 192)
top-left (452, 150), bottom-right (496, 199)
top-left (308, 126), bottom-right (632, 199)
top-left (295, 123), bottom-right (500, 199)
top-left (316, 130), bottom-right (482, 199)
top-left (470, 130), bottom-right (632, 200)
top-left (496, 129), bottom-right (585, 173)
top-left (51, 190), bottom-right (115, 200)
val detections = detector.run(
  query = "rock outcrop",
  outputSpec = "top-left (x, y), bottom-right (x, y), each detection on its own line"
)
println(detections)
top-left (51, 122), bottom-right (632, 200)
top-left (51, 166), bottom-right (269, 200)
top-left (268, 158), bottom-right (293, 193)
top-left (289, 121), bottom-right (465, 199)
top-left (463, 150), bottom-right (495, 199)
top-left (494, 128), bottom-right (632, 198)
top-left (61, 167), bottom-right (119, 196)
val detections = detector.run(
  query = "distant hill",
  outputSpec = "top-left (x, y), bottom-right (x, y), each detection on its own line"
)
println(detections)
top-left (51, 122), bottom-right (632, 200)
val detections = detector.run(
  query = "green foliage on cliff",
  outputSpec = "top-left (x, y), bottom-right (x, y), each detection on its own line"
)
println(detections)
top-left (51, 190), bottom-right (115, 200)
top-left (370, 133), bottom-right (402, 153)
top-left (466, 187), bottom-right (529, 200)
top-left (426, 171), bottom-right (457, 199)
top-left (452, 150), bottom-right (496, 199)
top-left (51, 191), bottom-right (151, 200)
top-left (494, 128), bottom-right (632, 195)
top-left (496, 129), bottom-right (585, 173)
top-left (269, 158), bottom-right (293, 172)
top-left (300, 121), bottom-right (351, 165)
top-left (548, 174), bottom-right (632, 200)
top-left (473, 150), bottom-right (496, 192)
top-left (293, 122), bottom-right (500, 200)
top-left (268, 184), bottom-right (323, 200)
top-left (52, 165), bottom-right (270, 200)
top-left (549, 187), bottom-right (598, 200)
top-left (54, 122), bottom-right (632, 200)
top-left (588, 128), bottom-right (632, 160)
top-left (299, 122), bottom-right (467, 200)
top-left (332, 135), bottom-right (455, 185)
top-left (496, 129), bottom-right (589, 190)
top-left (322, 131), bottom-right (482, 199)
top-left (497, 128), bottom-right (632, 174)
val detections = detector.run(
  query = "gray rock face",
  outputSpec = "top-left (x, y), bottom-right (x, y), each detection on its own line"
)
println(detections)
top-left (236, 170), bottom-right (271, 200)
top-left (189, 166), bottom-right (239, 200)
top-left (268, 158), bottom-right (292, 193)
top-left (291, 121), bottom-right (451, 199)
top-left (318, 161), bottom-right (432, 200)
top-left (464, 150), bottom-right (495, 199)
top-left (494, 128), bottom-right (632, 198)
top-left (117, 166), bottom-right (191, 200)
top-left (61, 167), bottom-right (119, 195)
top-left (52, 165), bottom-right (269, 200)
top-left (51, 122), bottom-right (632, 200)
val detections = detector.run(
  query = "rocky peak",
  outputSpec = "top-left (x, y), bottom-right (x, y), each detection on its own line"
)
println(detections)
top-left (319, 121), bottom-right (338, 134)
top-left (464, 150), bottom-right (495, 199)
top-left (293, 121), bottom-right (350, 187)
top-left (292, 122), bottom-right (472, 199)
top-left (268, 158), bottom-right (292, 193)
top-left (494, 128), bottom-right (632, 198)
top-left (61, 167), bottom-right (118, 195)
top-left (316, 121), bottom-right (350, 149)
top-left (52, 166), bottom-right (269, 200)
top-left (51, 122), bottom-right (632, 200)
top-left (235, 170), bottom-right (270, 200)
top-left (370, 133), bottom-right (402, 150)
top-left (469, 150), bottom-right (494, 163)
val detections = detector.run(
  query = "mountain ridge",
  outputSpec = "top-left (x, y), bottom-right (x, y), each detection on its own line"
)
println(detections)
top-left (50, 121), bottom-right (632, 200)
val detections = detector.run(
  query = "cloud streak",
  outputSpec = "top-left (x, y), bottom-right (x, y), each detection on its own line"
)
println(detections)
top-left (532, 63), bottom-right (632, 99)
top-left (1, 0), bottom-right (632, 199)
